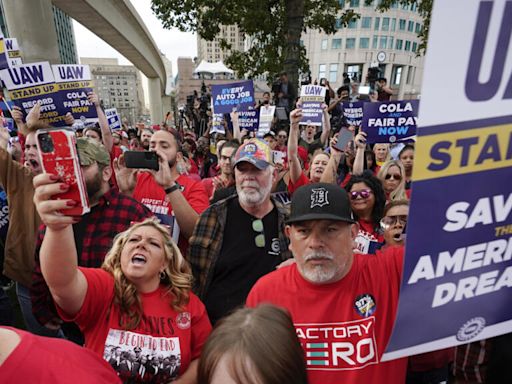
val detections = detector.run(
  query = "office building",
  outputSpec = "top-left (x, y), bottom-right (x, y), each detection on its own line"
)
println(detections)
top-left (197, 25), bottom-right (245, 63)
top-left (302, 0), bottom-right (425, 99)
top-left (80, 57), bottom-right (145, 125)
top-left (52, 6), bottom-right (78, 64)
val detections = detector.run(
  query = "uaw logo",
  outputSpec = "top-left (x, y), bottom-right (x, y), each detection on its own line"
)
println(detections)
top-left (296, 318), bottom-right (378, 370)
top-left (310, 188), bottom-right (329, 208)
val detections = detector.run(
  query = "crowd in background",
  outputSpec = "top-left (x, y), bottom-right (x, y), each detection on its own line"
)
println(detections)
top-left (0, 71), bottom-right (507, 384)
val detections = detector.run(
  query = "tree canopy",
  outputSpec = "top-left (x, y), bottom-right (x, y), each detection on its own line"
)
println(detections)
top-left (151, 0), bottom-right (432, 100)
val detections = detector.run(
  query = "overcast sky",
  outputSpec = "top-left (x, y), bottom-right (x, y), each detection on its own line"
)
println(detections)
top-left (73, 0), bottom-right (196, 74)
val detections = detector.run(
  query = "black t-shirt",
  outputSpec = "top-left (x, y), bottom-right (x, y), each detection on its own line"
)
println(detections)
top-left (203, 198), bottom-right (281, 324)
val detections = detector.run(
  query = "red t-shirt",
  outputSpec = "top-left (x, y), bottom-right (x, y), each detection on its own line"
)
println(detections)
top-left (247, 247), bottom-right (407, 384)
top-left (355, 218), bottom-right (384, 254)
top-left (287, 171), bottom-right (310, 195)
top-left (133, 172), bottom-right (209, 250)
top-left (0, 326), bottom-right (121, 383)
top-left (58, 268), bottom-right (211, 383)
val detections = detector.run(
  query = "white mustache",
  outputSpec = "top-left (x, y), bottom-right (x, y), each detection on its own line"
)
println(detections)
top-left (304, 251), bottom-right (334, 262)
top-left (241, 181), bottom-right (259, 188)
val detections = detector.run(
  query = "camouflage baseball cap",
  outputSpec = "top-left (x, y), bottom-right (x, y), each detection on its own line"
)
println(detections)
top-left (76, 137), bottom-right (111, 166)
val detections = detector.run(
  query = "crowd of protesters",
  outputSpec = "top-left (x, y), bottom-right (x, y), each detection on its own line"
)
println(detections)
top-left (0, 72), bottom-right (508, 384)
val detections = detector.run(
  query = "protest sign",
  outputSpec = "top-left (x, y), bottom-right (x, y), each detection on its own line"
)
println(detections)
top-left (105, 108), bottom-right (121, 131)
top-left (5, 38), bottom-right (22, 67)
top-left (257, 105), bottom-right (275, 136)
top-left (210, 113), bottom-right (225, 134)
top-left (300, 85), bottom-right (325, 126)
top-left (342, 101), bottom-right (364, 127)
top-left (52, 64), bottom-right (97, 125)
top-left (0, 61), bottom-right (71, 126)
top-left (362, 100), bottom-right (418, 143)
top-left (211, 80), bottom-right (254, 114)
top-left (238, 106), bottom-right (259, 132)
top-left (0, 33), bottom-right (7, 71)
top-left (382, 0), bottom-right (512, 362)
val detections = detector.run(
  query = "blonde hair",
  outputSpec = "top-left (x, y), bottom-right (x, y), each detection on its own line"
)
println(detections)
top-left (373, 143), bottom-right (391, 163)
top-left (102, 218), bottom-right (192, 329)
top-left (378, 160), bottom-right (408, 201)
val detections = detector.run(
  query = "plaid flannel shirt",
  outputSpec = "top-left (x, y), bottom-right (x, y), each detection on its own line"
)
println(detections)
top-left (187, 194), bottom-right (291, 300)
top-left (30, 187), bottom-right (153, 326)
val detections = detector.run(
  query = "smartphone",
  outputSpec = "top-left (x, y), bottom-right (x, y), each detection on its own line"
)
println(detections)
top-left (334, 128), bottom-right (354, 152)
top-left (36, 129), bottom-right (90, 216)
top-left (320, 78), bottom-right (327, 86)
top-left (124, 150), bottom-right (159, 171)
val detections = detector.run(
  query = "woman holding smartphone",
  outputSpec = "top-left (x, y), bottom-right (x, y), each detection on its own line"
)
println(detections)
top-left (33, 172), bottom-right (211, 384)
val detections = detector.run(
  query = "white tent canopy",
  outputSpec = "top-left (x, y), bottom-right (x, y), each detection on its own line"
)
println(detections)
top-left (193, 60), bottom-right (234, 75)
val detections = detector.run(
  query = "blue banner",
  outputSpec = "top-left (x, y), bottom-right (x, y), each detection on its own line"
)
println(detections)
top-left (52, 65), bottom-right (97, 125)
top-left (239, 106), bottom-right (259, 132)
top-left (382, 0), bottom-right (512, 362)
top-left (342, 101), bottom-right (364, 127)
top-left (0, 62), bottom-right (69, 127)
top-left (105, 108), bottom-right (121, 131)
top-left (362, 100), bottom-right (418, 144)
top-left (211, 80), bottom-right (254, 114)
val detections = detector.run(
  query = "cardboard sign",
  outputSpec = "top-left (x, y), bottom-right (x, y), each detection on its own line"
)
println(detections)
top-left (211, 80), bottom-right (255, 114)
top-left (300, 85), bottom-right (326, 126)
top-left (382, 0), bottom-right (512, 362)
top-left (52, 64), bottom-right (97, 125)
top-left (362, 100), bottom-right (418, 143)
top-left (0, 32), bottom-right (7, 71)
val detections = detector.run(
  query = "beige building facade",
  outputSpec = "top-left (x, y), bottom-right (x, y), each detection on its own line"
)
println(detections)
top-left (303, 0), bottom-right (425, 99)
top-left (80, 57), bottom-right (145, 125)
top-left (197, 25), bottom-right (245, 63)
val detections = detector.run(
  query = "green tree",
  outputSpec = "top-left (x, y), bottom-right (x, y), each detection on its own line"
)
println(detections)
top-left (152, 0), bottom-right (358, 103)
top-left (151, 0), bottom-right (432, 100)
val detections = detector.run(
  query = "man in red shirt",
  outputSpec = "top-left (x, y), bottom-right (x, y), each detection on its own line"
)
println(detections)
top-left (115, 130), bottom-right (209, 251)
top-left (247, 182), bottom-right (407, 384)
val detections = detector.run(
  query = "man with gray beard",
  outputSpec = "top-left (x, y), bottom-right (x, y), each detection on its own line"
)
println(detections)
top-left (247, 183), bottom-right (407, 384)
top-left (188, 138), bottom-right (292, 324)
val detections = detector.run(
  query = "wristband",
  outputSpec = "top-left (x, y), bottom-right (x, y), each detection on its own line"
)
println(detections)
top-left (164, 183), bottom-right (180, 195)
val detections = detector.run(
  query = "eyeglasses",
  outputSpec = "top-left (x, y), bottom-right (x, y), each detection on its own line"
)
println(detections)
top-left (385, 173), bottom-right (402, 181)
top-left (380, 215), bottom-right (408, 229)
top-left (349, 189), bottom-right (373, 200)
top-left (252, 219), bottom-right (266, 248)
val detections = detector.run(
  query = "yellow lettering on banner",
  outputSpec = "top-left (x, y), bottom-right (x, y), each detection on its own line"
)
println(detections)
top-left (0, 39), bottom-right (4, 55)
top-left (413, 124), bottom-right (512, 181)
top-left (10, 84), bottom-right (57, 99)
top-left (57, 80), bottom-right (94, 90)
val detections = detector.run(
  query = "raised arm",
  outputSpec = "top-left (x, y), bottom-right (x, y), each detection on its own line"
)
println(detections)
top-left (33, 173), bottom-right (88, 317)
top-left (352, 131), bottom-right (367, 176)
top-left (88, 92), bottom-right (113, 152)
top-left (287, 109), bottom-right (303, 184)
top-left (320, 105), bottom-right (331, 146)
top-left (320, 136), bottom-right (343, 184)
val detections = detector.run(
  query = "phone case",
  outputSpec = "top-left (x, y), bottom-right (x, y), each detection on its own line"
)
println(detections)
top-left (124, 151), bottom-right (159, 171)
top-left (36, 129), bottom-right (90, 216)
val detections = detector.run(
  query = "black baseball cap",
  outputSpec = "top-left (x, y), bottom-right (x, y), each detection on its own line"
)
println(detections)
top-left (287, 183), bottom-right (356, 224)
